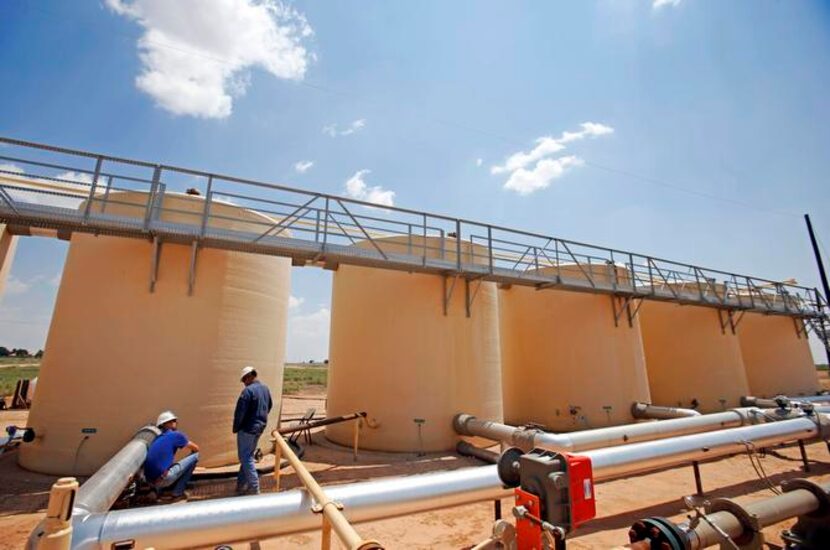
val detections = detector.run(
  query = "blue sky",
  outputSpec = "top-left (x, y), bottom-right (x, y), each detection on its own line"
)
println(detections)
top-left (1, 0), bottom-right (829, 361)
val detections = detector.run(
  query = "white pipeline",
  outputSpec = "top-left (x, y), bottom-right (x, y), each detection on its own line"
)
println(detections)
top-left (70, 415), bottom-right (828, 550)
top-left (453, 407), bottom-right (796, 453)
top-left (28, 424), bottom-right (159, 550)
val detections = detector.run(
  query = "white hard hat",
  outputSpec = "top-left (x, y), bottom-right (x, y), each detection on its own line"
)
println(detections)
top-left (156, 410), bottom-right (178, 427)
top-left (240, 366), bottom-right (256, 381)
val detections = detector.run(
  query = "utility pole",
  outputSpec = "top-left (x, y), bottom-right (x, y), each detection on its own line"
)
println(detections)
top-left (804, 214), bottom-right (830, 365)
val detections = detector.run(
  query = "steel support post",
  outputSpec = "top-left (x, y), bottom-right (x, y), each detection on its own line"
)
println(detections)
top-left (798, 439), bottom-right (810, 472)
top-left (487, 226), bottom-right (493, 274)
top-left (143, 165), bottom-right (162, 231)
top-left (100, 175), bottom-right (113, 214)
top-left (149, 236), bottom-right (161, 293)
top-left (187, 241), bottom-right (199, 296)
top-left (455, 219), bottom-right (462, 272)
top-left (692, 461), bottom-right (704, 496)
top-left (353, 417), bottom-right (360, 462)
top-left (82, 156), bottom-right (103, 222)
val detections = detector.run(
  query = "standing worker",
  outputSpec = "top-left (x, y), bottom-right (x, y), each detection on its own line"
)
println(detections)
top-left (144, 410), bottom-right (200, 502)
top-left (233, 365), bottom-right (273, 495)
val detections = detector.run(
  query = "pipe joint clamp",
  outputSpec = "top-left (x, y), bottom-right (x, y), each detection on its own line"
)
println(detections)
top-left (311, 501), bottom-right (344, 514)
top-left (816, 413), bottom-right (830, 440)
top-left (705, 497), bottom-right (763, 547)
top-left (511, 428), bottom-right (539, 451)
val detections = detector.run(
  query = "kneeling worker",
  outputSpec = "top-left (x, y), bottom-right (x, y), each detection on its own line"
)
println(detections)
top-left (234, 366), bottom-right (272, 495)
top-left (144, 410), bottom-right (200, 502)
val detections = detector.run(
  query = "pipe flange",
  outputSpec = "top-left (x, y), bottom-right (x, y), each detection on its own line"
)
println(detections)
top-left (452, 414), bottom-right (474, 436)
top-left (497, 447), bottom-right (524, 488)
top-left (781, 479), bottom-right (830, 519)
top-left (814, 412), bottom-right (830, 441)
top-left (740, 396), bottom-right (758, 408)
top-left (705, 497), bottom-right (761, 546)
top-left (511, 428), bottom-right (538, 451)
top-left (627, 517), bottom-right (690, 550)
top-left (134, 425), bottom-right (161, 446)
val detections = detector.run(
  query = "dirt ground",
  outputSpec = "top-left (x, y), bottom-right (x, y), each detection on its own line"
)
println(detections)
top-left (2, 388), bottom-right (830, 549)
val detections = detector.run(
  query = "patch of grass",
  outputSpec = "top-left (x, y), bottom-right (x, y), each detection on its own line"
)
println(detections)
top-left (0, 366), bottom-right (40, 396)
top-left (283, 366), bottom-right (327, 395)
top-left (0, 357), bottom-right (41, 366)
top-left (817, 364), bottom-right (828, 371)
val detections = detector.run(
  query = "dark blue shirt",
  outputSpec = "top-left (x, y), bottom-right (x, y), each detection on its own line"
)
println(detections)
top-left (143, 430), bottom-right (188, 482)
top-left (233, 380), bottom-right (273, 434)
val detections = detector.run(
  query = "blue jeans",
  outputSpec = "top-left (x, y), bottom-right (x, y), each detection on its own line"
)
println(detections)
top-left (156, 452), bottom-right (199, 496)
top-left (236, 431), bottom-right (261, 494)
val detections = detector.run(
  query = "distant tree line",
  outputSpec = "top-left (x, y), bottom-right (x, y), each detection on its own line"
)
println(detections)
top-left (0, 347), bottom-right (43, 358)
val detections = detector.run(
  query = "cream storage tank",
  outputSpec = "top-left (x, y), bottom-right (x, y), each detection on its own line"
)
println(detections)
top-left (0, 223), bottom-right (18, 298)
top-left (20, 191), bottom-right (291, 475)
top-left (325, 235), bottom-right (503, 452)
top-left (639, 283), bottom-right (750, 413)
top-left (500, 263), bottom-right (651, 431)
top-left (737, 313), bottom-right (819, 397)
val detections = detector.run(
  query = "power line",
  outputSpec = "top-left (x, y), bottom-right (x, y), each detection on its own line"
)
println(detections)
top-left (14, 1), bottom-right (808, 219)
top-left (582, 161), bottom-right (800, 218)
top-left (132, 37), bottom-right (804, 219)
top-left (0, 319), bottom-right (50, 326)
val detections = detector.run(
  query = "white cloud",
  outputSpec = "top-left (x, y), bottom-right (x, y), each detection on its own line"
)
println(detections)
top-left (4, 276), bottom-right (30, 296)
top-left (492, 122), bottom-right (613, 175)
top-left (0, 304), bottom-right (53, 351)
top-left (341, 119), bottom-right (365, 135)
top-left (491, 138), bottom-right (566, 175)
top-left (285, 306), bottom-right (330, 362)
top-left (0, 163), bottom-right (24, 175)
top-left (558, 122), bottom-right (614, 144)
top-left (106, 0), bottom-right (314, 118)
top-left (492, 122), bottom-right (613, 195)
top-left (503, 156), bottom-right (584, 195)
top-left (2, 273), bottom-right (62, 296)
top-left (653, 0), bottom-right (681, 9)
top-left (0, 164), bottom-right (92, 209)
top-left (294, 160), bottom-right (314, 174)
top-left (476, 158), bottom-right (483, 167)
top-left (3, 165), bottom-right (99, 189)
top-left (343, 169), bottom-right (395, 207)
top-left (323, 119), bottom-right (366, 137)
top-left (54, 171), bottom-right (97, 186)
top-left (288, 295), bottom-right (304, 309)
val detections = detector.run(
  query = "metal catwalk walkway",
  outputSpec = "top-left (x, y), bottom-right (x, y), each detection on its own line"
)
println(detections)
top-left (0, 136), bottom-right (827, 337)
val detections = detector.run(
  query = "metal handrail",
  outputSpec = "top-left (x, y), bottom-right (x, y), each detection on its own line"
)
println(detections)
top-left (0, 135), bottom-right (825, 323)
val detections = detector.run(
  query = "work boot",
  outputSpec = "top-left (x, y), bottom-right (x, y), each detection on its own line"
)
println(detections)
top-left (161, 491), bottom-right (189, 503)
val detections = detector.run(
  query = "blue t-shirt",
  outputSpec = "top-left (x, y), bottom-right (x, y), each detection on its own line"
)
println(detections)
top-left (144, 430), bottom-right (188, 482)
